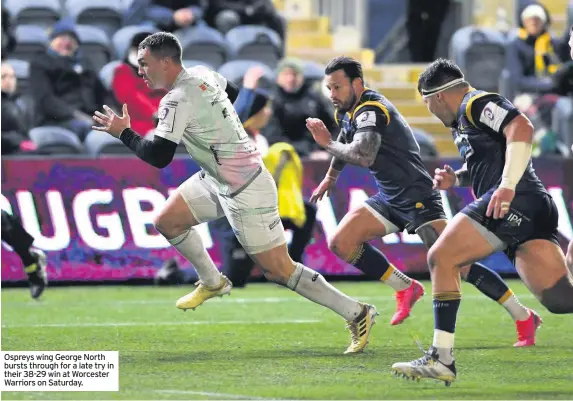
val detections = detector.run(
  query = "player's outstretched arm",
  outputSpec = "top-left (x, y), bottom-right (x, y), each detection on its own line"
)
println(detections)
top-left (323, 130), bottom-right (380, 168)
top-left (306, 118), bottom-right (381, 168)
top-left (93, 104), bottom-right (177, 169)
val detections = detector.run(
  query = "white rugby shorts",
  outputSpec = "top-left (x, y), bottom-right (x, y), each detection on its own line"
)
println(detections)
top-left (178, 168), bottom-right (286, 254)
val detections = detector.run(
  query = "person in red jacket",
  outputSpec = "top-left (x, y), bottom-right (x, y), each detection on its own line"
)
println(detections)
top-left (112, 32), bottom-right (166, 135)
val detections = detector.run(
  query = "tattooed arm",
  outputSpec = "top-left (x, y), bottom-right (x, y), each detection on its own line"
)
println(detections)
top-left (328, 132), bottom-right (347, 177)
top-left (325, 130), bottom-right (382, 168)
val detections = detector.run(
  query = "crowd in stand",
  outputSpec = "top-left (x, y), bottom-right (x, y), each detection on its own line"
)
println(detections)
top-left (1, 1), bottom-right (572, 157)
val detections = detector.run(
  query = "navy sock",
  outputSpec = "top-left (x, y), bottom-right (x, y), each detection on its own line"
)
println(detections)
top-left (433, 292), bottom-right (461, 334)
top-left (347, 243), bottom-right (392, 280)
top-left (465, 263), bottom-right (510, 302)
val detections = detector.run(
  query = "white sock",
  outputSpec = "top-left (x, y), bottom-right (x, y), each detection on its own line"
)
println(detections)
top-left (433, 329), bottom-right (455, 349)
top-left (433, 329), bottom-right (455, 364)
top-left (381, 265), bottom-right (412, 291)
top-left (287, 263), bottom-right (362, 321)
top-left (501, 292), bottom-right (530, 321)
top-left (168, 228), bottom-right (221, 287)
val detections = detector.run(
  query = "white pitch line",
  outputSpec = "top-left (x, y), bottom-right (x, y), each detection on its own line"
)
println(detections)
top-left (156, 389), bottom-right (274, 400)
top-left (1, 319), bottom-right (322, 329)
top-left (0, 294), bottom-right (537, 307)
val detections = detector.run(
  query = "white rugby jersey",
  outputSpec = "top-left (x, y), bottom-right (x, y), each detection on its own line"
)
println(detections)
top-left (154, 66), bottom-right (263, 196)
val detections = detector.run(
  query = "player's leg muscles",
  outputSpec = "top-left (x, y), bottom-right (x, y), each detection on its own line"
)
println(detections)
top-left (418, 219), bottom-right (530, 322)
top-left (515, 240), bottom-right (573, 314)
top-left (421, 213), bottom-right (498, 366)
top-left (156, 174), bottom-right (224, 288)
top-left (329, 205), bottom-right (412, 291)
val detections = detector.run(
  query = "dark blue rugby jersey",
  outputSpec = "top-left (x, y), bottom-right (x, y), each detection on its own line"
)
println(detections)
top-left (335, 89), bottom-right (435, 206)
top-left (454, 90), bottom-right (546, 198)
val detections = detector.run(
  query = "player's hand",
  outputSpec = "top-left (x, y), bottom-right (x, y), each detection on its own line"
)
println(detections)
top-left (92, 104), bottom-right (131, 138)
top-left (310, 176), bottom-right (336, 203)
top-left (486, 187), bottom-right (515, 220)
top-left (433, 165), bottom-right (456, 190)
top-left (306, 118), bottom-right (331, 148)
top-left (243, 66), bottom-right (266, 89)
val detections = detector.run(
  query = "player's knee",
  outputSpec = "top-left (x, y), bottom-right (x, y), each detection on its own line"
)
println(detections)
top-left (327, 232), bottom-right (355, 260)
top-left (154, 212), bottom-right (189, 239)
top-left (426, 244), bottom-right (446, 272)
top-left (540, 275), bottom-right (573, 314)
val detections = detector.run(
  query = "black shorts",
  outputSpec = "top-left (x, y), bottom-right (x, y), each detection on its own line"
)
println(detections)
top-left (364, 191), bottom-right (446, 234)
top-left (461, 189), bottom-right (559, 261)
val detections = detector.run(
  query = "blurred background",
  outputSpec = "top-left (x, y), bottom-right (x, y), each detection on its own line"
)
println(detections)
top-left (2, 0), bottom-right (573, 288)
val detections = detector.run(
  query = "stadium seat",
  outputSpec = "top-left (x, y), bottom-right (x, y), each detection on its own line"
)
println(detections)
top-left (84, 130), bottom-right (128, 156)
top-left (5, 0), bottom-right (61, 28)
top-left (218, 60), bottom-right (275, 89)
top-left (183, 60), bottom-right (215, 70)
top-left (553, 97), bottom-right (573, 156)
top-left (180, 26), bottom-right (230, 68)
top-left (112, 25), bottom-right (158, 60)
top-left (99, 60), bottom-right (122, 90)
top-left (66, 0), bottom-right (123, 37)
top-left (12, 25), bottom-right (49, 61)
top-left (449, 26), bottom-right (507, 92)
top-left (226, 25), bottom-right (282, 68)
top-left (6, 59), bottom-right (31, 94)
top-left (75, 25), bottom-right (113, 72)
top-left (303, 61), bottom-right (325, 84)
top-left (29, 126), bottom-right (83, 154)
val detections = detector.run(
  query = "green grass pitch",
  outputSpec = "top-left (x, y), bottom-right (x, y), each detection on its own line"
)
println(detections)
top-left (2, 280), bottom-right (572, 400)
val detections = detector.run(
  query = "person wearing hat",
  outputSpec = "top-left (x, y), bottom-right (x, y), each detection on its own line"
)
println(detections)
top-left (29, 19), bottom-right (108, 141)
top-left (112, 32), bottom-right (166, 135)
top-left (506, 3), bottom-right (563, 95)
top-left (210, 66), bottom-right (317, 287)
top-left (262, 58), bottom-right (336, 158)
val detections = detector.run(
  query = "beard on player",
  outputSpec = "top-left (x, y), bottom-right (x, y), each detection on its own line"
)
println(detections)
top-left (332, 89), bottom-right (358, 114)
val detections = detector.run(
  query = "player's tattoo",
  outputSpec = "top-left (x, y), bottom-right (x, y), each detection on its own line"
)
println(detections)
top-left (325, 130), bottom-right (381, 167)
top-left (455, 168), bottom-right (471, 187)
top-left (330, 132), bottom-right (347, 171)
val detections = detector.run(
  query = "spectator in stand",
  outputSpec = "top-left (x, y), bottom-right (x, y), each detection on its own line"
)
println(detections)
top-left (112, 32), bottom-right (166, 136)
top-left (205, 0), bottom-right (285, 40)
top-left (1, 62), bottom-right (36, 155)
top-left (124, 0), bottom-right (207, 32)
top-left (29, 19), bottom-right (108, 141)
top-left (262, 58), bottom-right (336, 157)
top-left (507, 4), bottom-right (563, 95)
top-left (1, 6), bottom-right (16, 59)
top-left (507, 4), bottom-right (567, 155)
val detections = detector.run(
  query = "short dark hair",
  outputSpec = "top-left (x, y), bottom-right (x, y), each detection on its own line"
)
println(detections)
top-left (138, 32), bottom-right (182, 64)
top-left (417, 58), bottom-right (467, 94)
top-left (325, 56), bottom-right (363, 82)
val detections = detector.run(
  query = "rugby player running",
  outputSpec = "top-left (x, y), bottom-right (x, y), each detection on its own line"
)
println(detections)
top-left (306, 56), bottom-right (540, 345)
top-left (391, 58), bottom-right (573, 386)
top-left (91, 32), bottom-right (379, 354)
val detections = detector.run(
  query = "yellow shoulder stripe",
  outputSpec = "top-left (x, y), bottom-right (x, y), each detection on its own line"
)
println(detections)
top-left (465, 92), bottom-right (490, 127)
top-left (334, 109), bottom-right (339, 126)
top-left (352, 101), bottom-right (391, 125)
